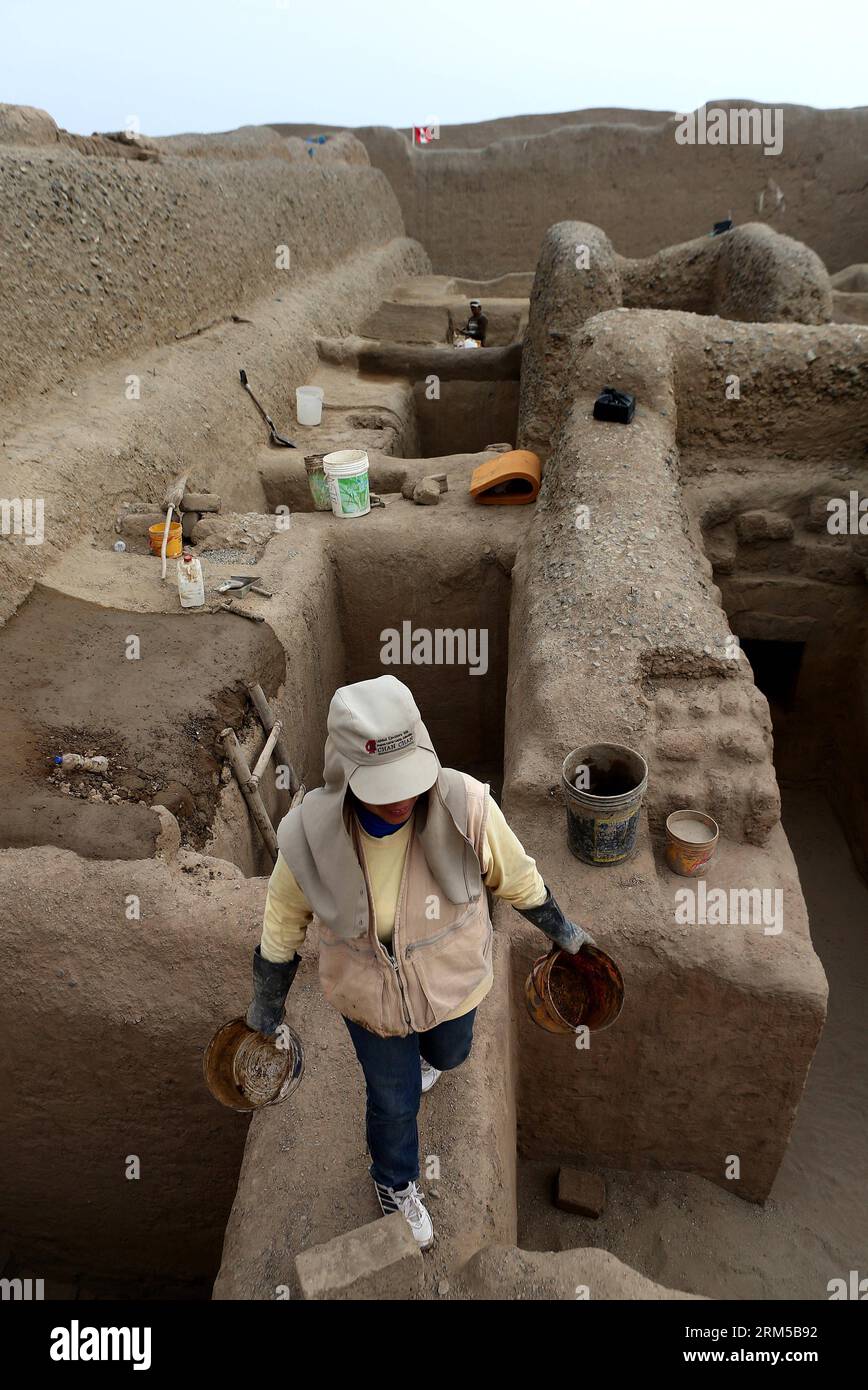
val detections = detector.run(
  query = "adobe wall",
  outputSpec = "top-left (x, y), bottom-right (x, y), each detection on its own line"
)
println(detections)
top-left (518, 219), bottom-right (834, 458)
top-left (285, 104), bottom-right (868, 278)
top-left (0, 844), bottom-right (264, 1282)
top-left (0, 521), bottom-right (348, 1282)
top-left (0, 105), bottom-right (410, 408)
top-left (503, 239), bottom-right (840, 1195)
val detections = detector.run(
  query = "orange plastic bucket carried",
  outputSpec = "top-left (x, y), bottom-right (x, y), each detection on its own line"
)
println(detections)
top-left (525, 944), bottom-right (625, 1036)
top-left (148, 520), bottom-right (183, 557)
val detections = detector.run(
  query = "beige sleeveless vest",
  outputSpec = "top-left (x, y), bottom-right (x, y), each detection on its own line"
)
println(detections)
top-left (317, 774), bottom-right (491, 1037)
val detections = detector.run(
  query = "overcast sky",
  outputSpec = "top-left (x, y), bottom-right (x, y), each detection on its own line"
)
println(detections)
top-left (3, 0), bottom-right (865, 138)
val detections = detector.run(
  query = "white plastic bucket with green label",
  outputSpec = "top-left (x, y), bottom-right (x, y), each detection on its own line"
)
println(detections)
top-left (323, 449), bottom-right (371, 519)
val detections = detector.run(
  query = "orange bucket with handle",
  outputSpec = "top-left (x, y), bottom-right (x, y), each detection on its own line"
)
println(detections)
top-left (525, 944), bottom-right (625, 1035)
top-left (148, 520), bottom-right (183, 557)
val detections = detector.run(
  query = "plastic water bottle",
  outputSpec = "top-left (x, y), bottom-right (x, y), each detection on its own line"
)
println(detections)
top-left (177, 549), bottom-right (205, 608)
top-left (54, 754), bottom-right (109, 773)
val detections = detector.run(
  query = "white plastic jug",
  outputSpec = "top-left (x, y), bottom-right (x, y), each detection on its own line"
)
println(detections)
top-left (296, 385), bottom-right (324, 426)
top-left (177, 551), bottom-right (205, 607)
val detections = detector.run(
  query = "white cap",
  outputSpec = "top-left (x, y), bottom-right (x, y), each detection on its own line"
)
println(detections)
top-left (327, 675), bottom-right (439, 805)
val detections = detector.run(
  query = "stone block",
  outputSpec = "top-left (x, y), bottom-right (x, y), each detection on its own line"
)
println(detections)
top-left (657, 730), bottom-right (703, 761)
top-left (718, 731), bottom-right (766, 763)
top-left (800, 541), bottom-right (864, 585)
top-left (554, 1167), bottom-right (606, 1218)
top-left (295, 1212), bottom-right (423, 1301)
top-left (806, 495), bottom-right (833, 532)
top-left (119, 511), bottom-right (164, 537)
top-left (413, 477), bottom-right (441, 506)
top-left (717, 685), bottom-right (744, 715)
top-left (192, 512), bottom-right (274, 549)
top-left (703, 525), bottom-right (737, 574)
top-left (736, 510), bottom-right (794, 543)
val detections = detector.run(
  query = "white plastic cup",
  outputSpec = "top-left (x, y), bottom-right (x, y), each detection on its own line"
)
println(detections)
top-left (322, 449), bottom-right (370, 519)
top-left (296, 385), bottom-right (324, 426)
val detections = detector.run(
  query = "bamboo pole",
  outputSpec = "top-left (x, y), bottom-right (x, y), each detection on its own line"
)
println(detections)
top-left (250, 721), bottom-right (282, 787)
top-left (247, 683), bottom-right (299, 795)
top-left (220, 728), bottom-right (278, 863)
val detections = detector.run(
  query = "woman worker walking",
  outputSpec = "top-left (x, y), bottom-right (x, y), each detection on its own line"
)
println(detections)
top-left (245, 675), bottom-right (592, 1249)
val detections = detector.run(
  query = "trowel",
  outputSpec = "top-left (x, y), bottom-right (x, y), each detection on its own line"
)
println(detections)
top-left (216, 576), bottom-right (273, 599)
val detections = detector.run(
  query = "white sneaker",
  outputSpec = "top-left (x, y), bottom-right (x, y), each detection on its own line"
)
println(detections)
top-left (374, 1179), bottom-right (435, 1250)
top-left (421, 1058), bottom-right (442, 1093)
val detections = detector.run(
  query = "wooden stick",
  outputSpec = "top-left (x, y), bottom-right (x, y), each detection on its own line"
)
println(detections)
top-left (247, 683), bottom-right (299, 795)
top-left (214, 600), bottom-right (264, 623)
top-left (220, 728), bottom-right (278, 863)
top-left (250, 720), bottom-right (283, 787)
top-left (160, 504), bottom-right (173, 582)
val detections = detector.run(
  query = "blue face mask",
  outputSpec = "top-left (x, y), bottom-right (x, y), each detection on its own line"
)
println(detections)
top-left (350, 792), bottom-right (413, 838)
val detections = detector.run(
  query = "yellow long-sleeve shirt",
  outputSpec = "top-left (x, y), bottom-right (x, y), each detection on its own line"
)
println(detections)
top-left (260, 794), bottom-right (546, 1022)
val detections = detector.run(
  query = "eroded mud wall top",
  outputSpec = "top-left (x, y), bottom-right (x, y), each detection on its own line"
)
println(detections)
top-left (0, 108), bottom-right (406, 406)
top-left (273, 103), bottom-right (868, 278)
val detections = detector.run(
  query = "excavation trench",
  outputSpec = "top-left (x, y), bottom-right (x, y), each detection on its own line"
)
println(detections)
top-left (0, 586), bottom-right (286, 860)
top-left (4, 502), bottom-right (519, 1297)
top-left (687, 460), bottom-right (868, 874)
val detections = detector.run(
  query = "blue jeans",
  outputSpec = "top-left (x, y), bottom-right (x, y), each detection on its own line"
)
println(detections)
top-left (343, 1009), bottom-right (477, 1190)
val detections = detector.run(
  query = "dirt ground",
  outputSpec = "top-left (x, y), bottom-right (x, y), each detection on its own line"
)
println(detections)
top-left (0, 585), bottom-right (284, 857)
top-left (517, 786), bottom-right (867, 1300)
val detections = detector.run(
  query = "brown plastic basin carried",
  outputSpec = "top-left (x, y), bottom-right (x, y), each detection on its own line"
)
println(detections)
top-left (203, 1016), bottom-right (304, 1112)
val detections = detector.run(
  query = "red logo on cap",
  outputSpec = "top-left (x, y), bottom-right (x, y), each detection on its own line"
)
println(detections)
top-left (365, 739), bottom-right (376, 754)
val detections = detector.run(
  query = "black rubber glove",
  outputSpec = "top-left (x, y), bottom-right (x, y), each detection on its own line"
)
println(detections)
top-left (245, 946), bottom-right (300, 1035)
top-left (514, 885), bottom-right (595, 955)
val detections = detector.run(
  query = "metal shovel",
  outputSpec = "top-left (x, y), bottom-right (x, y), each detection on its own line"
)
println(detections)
top-left (239, 369), bottom-right (296, 448)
